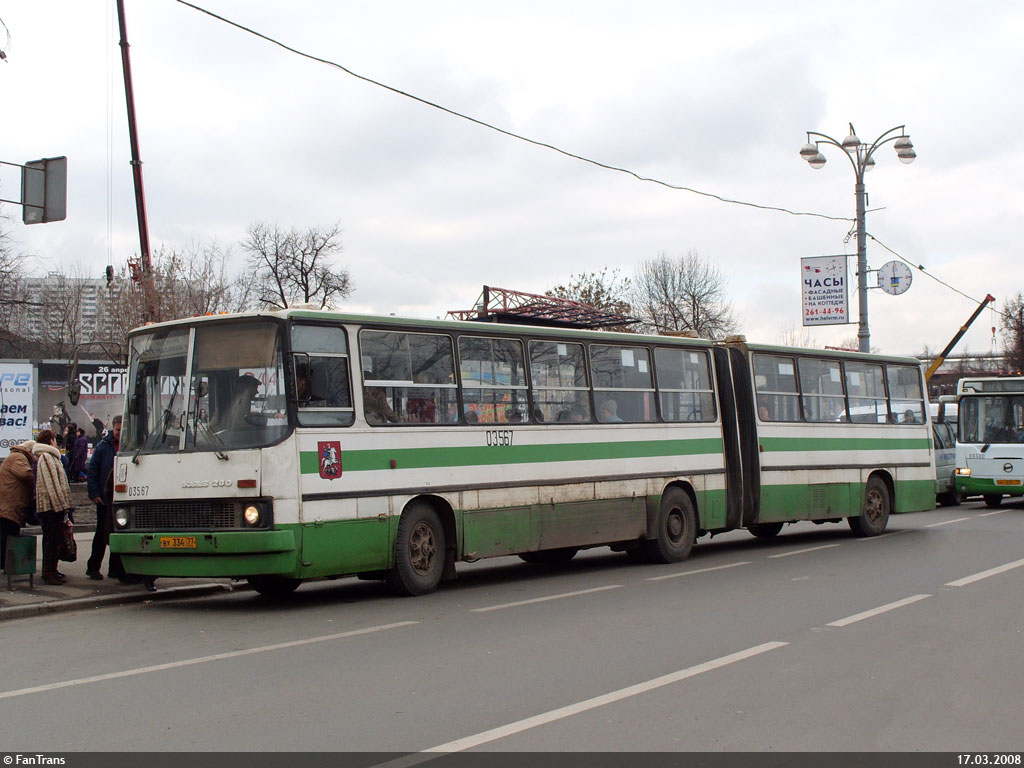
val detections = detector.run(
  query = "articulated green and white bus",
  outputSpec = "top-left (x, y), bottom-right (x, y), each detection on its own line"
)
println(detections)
top-left (954, 376), bottom-right (1024, 507)
top-left (109, 310), bottom-right (935, 596)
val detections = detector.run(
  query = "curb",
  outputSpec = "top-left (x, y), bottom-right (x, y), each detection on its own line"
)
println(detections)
top-left (0, 582), bottom-right (244, 622)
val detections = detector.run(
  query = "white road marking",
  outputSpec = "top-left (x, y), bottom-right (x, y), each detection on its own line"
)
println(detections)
top-left (646, 561), bottom-right (751, 581)
top-left (924, 517), bottom-right (971, 528)
top-left (768, 543), bottom-right (840, 559)
top-left (0, 621), bottom-right (418, 700)
top-left (978, 509), bottom-right (1008, 518)
top-left (471, 584), bottom-right (622, 613)
top-left (826, 595), bottom-right (931, 627)
top-left (374, 641), bottom-right (788, 767)
top-left (945, 557), bottom-right (1024, 587)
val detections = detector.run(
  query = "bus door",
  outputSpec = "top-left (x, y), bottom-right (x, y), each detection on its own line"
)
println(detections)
top-left (712, 347), bottom-right (760, 529)
top-left (729, 347), bottom-right (761, 525)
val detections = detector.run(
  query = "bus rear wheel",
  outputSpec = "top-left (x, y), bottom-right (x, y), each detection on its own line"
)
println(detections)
top-left (748, 522), bottom-right (784, 539)
top-left (387, 503), bottom-right (446, 596)
top-left (519, 547), bottom-right (578, 564)
top-left (248, 576), bottom-right (301, 598)
top-left (643, 488), bottom-right (696, 563)
top-left (849, 476), bottom-right (890, 537)
top-left (983, 494), bottom-right (1004, 508)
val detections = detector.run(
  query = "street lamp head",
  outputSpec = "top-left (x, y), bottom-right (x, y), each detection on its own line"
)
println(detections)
top-left (897, 148), bottom-right (917, 164)
top-left (799, 142), bottom-right (819, 160)
top-left (841, 132), bottom-right (861, 151)
top-left (808, 152), bottom-right (827, 169)
top-left (863, 155), bottom-right (876, 172)
top-left (894, 136), bottom-right (916, 164)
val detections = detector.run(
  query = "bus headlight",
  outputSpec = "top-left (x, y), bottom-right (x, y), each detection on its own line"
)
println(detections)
top-left (955, 467), bottom-right (972, 477)
top-left (243, 505), bottom-right (262, 527)
top-left (115, 507), bottom-right (130, 528)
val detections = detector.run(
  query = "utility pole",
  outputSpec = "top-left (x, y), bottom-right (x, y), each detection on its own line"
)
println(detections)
top-left (117, 0), bottom-right (160, 323)
top-left (800, 124), bottom-right (917, 353)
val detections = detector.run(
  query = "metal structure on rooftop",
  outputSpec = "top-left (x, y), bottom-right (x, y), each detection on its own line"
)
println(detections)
top-left (446, 286), bottom-right (637, 330)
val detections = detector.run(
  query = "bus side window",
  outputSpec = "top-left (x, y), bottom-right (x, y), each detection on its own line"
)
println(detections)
top-left (290, 324), bottom-right (355, 427)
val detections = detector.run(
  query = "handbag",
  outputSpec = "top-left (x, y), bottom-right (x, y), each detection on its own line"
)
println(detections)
top-left (58, 518), bottom-right (77, 563)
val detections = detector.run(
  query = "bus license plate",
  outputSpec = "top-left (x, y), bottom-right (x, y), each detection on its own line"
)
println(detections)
top-left (160, 536), bottom-right (198, 549)
top-left (995, 479), bottom-right (1021, 486)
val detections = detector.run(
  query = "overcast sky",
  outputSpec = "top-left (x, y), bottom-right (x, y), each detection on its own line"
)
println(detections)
top-left (2, 1), bottom-right (1021, 357)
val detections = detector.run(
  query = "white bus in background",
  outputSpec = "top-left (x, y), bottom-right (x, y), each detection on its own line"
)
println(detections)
top-left (931, 400), bottom-right (958, 506)
top-left (954, 377), bottom-right (1024, 507)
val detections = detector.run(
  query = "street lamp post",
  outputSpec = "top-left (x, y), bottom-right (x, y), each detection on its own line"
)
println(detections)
top-left (799, 124), bottom-right (916, 353)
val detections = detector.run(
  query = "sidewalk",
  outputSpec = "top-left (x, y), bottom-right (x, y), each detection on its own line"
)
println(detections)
top-left (1, 528), bottom-right (244, 621)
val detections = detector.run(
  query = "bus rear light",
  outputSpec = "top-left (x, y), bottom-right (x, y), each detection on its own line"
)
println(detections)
top-left (237, 479), bottom-right (257, 488)
top-left (115, 484), bottom-right (127, 493)
top-left (955, 467), bottom-right (971, 477)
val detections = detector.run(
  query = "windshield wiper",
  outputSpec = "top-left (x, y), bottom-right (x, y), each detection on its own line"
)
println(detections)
top-left (132, 379), bottom-right (181, 464)
top-left (195, 416), bottom-right (229, 460)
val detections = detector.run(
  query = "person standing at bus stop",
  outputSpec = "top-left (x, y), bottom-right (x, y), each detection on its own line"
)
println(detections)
top-left (86, 415), bottom-right (129, 583)
top-left (0, 439), bottom-right (36, 572)
top-left (33, 430), bottom-right (75, 585)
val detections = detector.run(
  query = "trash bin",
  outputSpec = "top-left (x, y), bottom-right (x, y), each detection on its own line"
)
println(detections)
top-left (4, 534), bottom-right (37, 589)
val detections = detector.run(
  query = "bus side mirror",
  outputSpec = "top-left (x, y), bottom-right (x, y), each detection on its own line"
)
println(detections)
top-left (128, 394), bottom-right (139, 415)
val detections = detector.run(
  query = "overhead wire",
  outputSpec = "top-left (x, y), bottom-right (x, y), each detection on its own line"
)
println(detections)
top-left (175, 0), bottom-right (848, 224)
top-left (175, 1), bottom-right (1002, 323)
top-left (867, 233), bottom-right (1010, 321)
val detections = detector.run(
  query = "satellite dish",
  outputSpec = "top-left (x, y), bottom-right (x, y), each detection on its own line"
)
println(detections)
top-left (877, 261), bottom-right (913, 295)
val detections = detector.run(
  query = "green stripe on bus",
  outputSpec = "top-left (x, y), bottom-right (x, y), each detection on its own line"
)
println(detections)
top-left (760, 436), bottom-right (931, 452)
top-left (300, 437), bottom-right (723, 474)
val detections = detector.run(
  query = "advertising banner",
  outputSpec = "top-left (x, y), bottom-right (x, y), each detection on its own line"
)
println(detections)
top-left (0, 363), bottom-right (35, 458)
top-left (37, 361), bottom-right (128, 443)
top-left (801, 255), bottom-right (849, 326)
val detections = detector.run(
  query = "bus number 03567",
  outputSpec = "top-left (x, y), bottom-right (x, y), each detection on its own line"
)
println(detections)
top-left (485, 430), bottom-right (514, 447)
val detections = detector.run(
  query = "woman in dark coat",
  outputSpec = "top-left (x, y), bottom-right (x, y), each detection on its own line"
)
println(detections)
top-left (70, 427), bottom-right (89, 483)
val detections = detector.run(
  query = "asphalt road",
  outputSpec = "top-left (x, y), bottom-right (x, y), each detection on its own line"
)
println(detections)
top-left (2, 498), bottom-right (1023, 754)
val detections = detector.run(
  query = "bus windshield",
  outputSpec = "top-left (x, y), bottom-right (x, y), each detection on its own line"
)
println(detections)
top-left (959, 394), bottom-right (1024, 444)
top-left (122, 320), bottom-right (289, 454)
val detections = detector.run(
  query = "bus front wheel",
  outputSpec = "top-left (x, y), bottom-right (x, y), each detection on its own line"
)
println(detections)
top-left (849, 476), bottom-right (890, 537)
top-left (643, 488), bottom-right (696, 564)
top-left (983, 494), bottom-right (1004, 508)
top-left (388, 503), bottom-right (446, 596)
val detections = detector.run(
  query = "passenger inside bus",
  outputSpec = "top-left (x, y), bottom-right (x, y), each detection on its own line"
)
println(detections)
top-left (220, 374), bottom-right (261, 430)
top-left (598, 399), bottom-right (623, 423)
top-left (364, 380), bottom-right (400, 424)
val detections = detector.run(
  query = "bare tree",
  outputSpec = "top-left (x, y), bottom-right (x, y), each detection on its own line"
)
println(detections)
top-left (632, 250), bottom-right (738, 339)
top-left (34, 264), bottom-right (91, 359)
top-left (1001, 292), bottom-right (1024, 374)
top-left (0, 211), bottom-right (38, 353)
top-left (547, 268), bottom-right (636, 331)
top-left (241, 222), bottom-right (353, 310)
top-left (776, 322), bottom-right (817, 349)
top-left (97, 240), bottom-right (255, 351)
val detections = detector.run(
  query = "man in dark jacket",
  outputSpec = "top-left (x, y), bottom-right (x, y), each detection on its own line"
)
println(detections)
top-left (86, 416), bottom-right (127, 581)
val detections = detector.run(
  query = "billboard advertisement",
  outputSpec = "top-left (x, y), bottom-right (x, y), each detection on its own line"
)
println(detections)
top-left (0, 363), bottom-right (35, 458)
top-left (801, 255), bottom-right (849, 326)
top-left (36, 361), bottom-right (128, 443)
